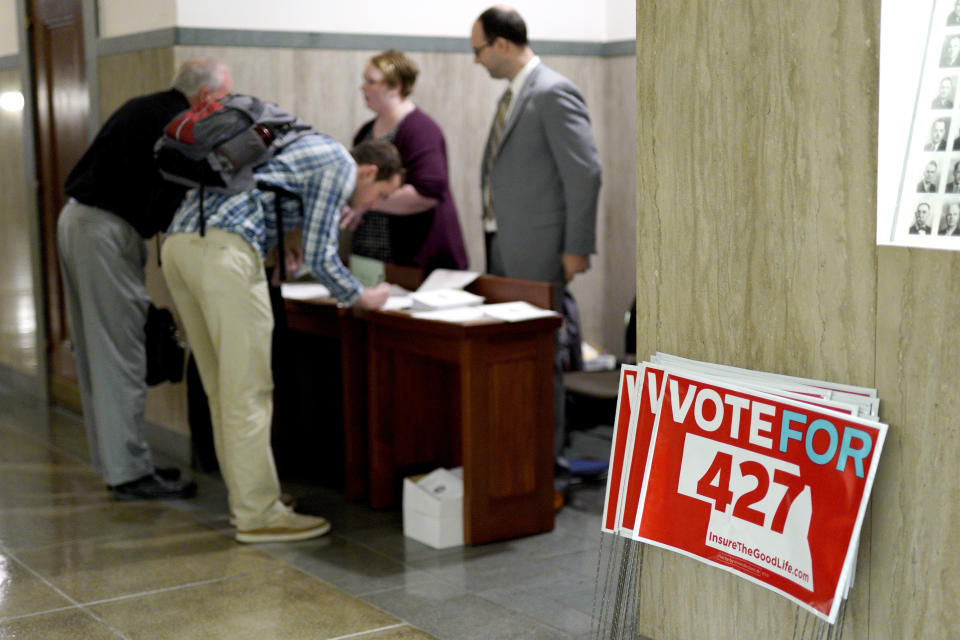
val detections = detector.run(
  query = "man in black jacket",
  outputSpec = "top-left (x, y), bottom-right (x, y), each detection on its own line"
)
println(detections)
top-left (57, 57), bottom-right (232, 500)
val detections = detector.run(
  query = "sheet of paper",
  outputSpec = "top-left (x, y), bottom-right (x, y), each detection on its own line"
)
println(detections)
top-left (382, 295), bottom-right (413, 311)
top-left (480, 301), bottom-right (558, 322)
top-left (280, 282), bottom-right (331, 300)
top-left (416, 268), bottom-right (480, 292)
top-left (411, 288), bottom-right (485, 310)
top-left (411, 306), bottom-right (487, 323)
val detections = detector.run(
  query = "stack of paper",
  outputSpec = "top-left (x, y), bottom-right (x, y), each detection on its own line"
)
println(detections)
top-left (599, 353), bottom-right (886, 625)
top-left (280, 282), bottom-right (331, 300)
top-left (410, 288), bottom-right (485, 311)
top-left (411, 301), bottom-right (559, 323)
top-left (416, 268), bottom-right (480, 292)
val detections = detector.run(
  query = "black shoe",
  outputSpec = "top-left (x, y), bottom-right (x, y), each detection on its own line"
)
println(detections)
top-left (155, 466), bottom-right (182, 482)
top-left (111, 473), bottom-right (197, 501)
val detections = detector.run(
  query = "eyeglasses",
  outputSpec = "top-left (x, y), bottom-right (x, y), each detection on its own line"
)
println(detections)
top-left (472, 41), bottom-right (493, 56)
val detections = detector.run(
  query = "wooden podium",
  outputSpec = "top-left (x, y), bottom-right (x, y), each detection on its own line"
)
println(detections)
top-left (282, 272), bottom-right (560, 544)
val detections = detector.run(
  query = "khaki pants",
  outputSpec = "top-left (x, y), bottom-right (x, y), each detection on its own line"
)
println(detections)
top-left (161, 230), bottom-right (286, 529)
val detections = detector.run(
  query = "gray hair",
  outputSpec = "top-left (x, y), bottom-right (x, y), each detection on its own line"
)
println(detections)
top-left (172, 57), bottom-right (225, 98)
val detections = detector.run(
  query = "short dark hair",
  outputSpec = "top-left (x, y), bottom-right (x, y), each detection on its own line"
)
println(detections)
top-left (478, 7), bottom-right (528, 46)
top-left (351, 139), bottom-right (403, 181)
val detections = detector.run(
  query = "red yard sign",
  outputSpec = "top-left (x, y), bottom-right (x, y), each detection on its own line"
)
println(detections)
top-left (633, 370), bottom-right (886, 623)
top-left (618, 364), bottom-right (665, 536)
top-left (601, 365), bottom-right (639, 533)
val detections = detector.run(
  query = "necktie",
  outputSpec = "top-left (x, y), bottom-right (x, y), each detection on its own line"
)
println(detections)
top-left (482, 88), bottom-right (513, 231)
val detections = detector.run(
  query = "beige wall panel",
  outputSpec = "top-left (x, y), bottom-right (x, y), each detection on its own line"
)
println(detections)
top-left (873, 247), bottom-right (960, 638)
top-left (599, 55), bottom-right (637, 357)
top-left (637, 0), bottom-right (878, 382)
top-left (0, 69), bottom-right (37, 375)
top-left (635, 0), bottom-right (880, 638)
top-left (99, 49), bottom-right (176, 117)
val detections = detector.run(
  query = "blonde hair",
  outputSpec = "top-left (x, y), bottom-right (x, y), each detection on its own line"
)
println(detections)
top-left (370, 50), bottom-right (419, 97)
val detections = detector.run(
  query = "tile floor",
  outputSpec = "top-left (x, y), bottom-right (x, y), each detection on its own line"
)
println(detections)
top-left (0, 383), bottom-right (636, 639)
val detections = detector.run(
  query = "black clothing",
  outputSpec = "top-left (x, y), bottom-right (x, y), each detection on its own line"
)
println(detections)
top-left (65, 89), bottom-right (189, 238)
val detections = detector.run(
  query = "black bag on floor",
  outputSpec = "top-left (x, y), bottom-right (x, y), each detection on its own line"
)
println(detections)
top-left (145, 304), bottom-right (185, 385)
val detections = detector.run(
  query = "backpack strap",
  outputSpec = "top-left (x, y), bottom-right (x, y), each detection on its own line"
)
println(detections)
top-left (256, 181), bottom-right (303, 282)
top-left (198, 185), bottom-right (206, 237)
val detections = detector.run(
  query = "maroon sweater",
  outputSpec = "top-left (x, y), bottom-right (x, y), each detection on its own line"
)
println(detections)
top-left (353, 108), bottom-right (468, 271)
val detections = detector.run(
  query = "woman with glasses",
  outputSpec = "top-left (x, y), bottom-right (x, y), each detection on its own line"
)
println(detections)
top-left (341, 50), bottom-right (468, 272)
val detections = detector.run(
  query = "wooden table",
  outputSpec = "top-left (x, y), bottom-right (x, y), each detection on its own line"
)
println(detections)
top-left (365, 308), bottom-right (560, 544)
top-left (280, 271), bottom-right (560, 544)
top-left (365, 274), bottom-right (559, 544)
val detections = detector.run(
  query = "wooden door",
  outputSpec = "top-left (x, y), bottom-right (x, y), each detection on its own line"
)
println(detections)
top-left (30, 0), bottom-right (89, 406)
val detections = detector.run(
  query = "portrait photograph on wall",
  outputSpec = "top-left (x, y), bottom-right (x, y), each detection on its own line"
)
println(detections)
top-left (880, 0), bottom-right (960, 249)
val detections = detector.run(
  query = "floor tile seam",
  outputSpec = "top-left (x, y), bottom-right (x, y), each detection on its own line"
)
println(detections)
top-left (190, 539), bottom-right (433, 635)
top-left (351, 570), bottom-right (460, 599)
top-left (269, 558), bottom-right (387, 597)
top-left (1, 602), bottom-right (137, 639)
top-left (469, 591), bottom-right (580, 639)
top-left (250, 531), bottom-right (413, 583)
top-left (23, 560), bottom-right (297, 602)
top-left (519, 540), bottom-right (605, 561)
top-left (475, 582), bottom-right (604, 621)
top-left (4, 519), bottom-right (228, 554)
top-left (0, 603), bottom-right (86, 624)
top-left (333, 593), bottom-right (428, 638)
top-left (0, 552), bottom-right (135, 638)
top-left (2, 545), bottom-right (85, 609)
top-left (65, 572), bottom-right (262, 608)
top-left (327, 622), bottom-right (410, 639)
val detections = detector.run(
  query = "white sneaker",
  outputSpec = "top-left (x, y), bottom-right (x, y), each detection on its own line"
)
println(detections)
top-left (236, 509), bottom-right (331, 543)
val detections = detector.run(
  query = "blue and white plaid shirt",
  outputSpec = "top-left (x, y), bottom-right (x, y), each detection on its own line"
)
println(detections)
top-left (166, 134), bottom-right (363, 304)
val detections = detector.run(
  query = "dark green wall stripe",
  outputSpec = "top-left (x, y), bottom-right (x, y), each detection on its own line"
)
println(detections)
top-left (97, 27), bottom-right (635, 58)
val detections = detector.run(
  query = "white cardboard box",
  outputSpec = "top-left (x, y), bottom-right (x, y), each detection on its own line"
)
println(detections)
top-left (402, 467), bottom-right (464, 549)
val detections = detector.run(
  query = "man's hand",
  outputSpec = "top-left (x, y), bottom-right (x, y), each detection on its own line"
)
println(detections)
top-left (562, 253), bottom-right (589, 282)
top-left (355, 282), bottom-right (391, 310)
top-left (340, 204), bottom-right (367, 231)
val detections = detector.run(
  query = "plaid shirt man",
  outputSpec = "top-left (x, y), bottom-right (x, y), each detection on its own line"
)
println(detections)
top-left (167, 134), bottom-right (363, 304)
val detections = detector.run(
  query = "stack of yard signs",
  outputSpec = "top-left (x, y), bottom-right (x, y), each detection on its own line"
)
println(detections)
top-left (600, 354), bottom-right (886, 624)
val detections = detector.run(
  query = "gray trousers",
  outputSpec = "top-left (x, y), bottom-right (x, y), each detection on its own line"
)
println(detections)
top-left (486, 232), bottom-right (568, 458)
top-left (57, 200), bottom-right (154, 485)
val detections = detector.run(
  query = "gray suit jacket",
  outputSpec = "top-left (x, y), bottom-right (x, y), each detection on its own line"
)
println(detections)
top-left (482, 63), bottom-right (602, 284)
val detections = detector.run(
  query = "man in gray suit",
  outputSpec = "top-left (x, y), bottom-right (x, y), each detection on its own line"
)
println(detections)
top-left (471, 6), bottom-right (602, 459)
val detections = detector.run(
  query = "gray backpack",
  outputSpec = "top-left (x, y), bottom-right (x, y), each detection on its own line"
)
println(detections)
top-left (154, 94), bottom-right (314, 278)
top-left (154, 93), bottom-right (314, 193)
